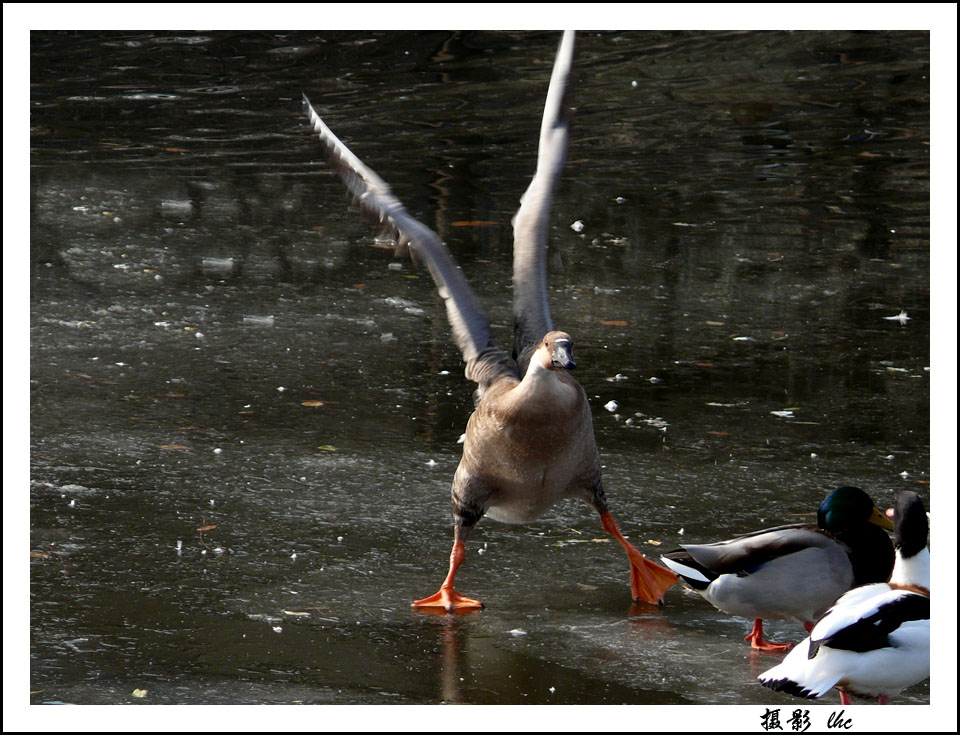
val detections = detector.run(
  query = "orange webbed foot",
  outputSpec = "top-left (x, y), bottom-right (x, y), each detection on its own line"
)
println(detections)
top-left (626, 546), bottom-right (679, 605)
top-left (412, 586), bottom-right (484, 614)
top-left (745, 619), bottom-right (794, 652)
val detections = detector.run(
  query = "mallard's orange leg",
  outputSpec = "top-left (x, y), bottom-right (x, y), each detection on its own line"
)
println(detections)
top-left (599, 511), bottom-right (678, 605)
top-left (412, 540), bottom-right (484, 613)
top-left (744, 618), bottom-right (793, 652)
top-left (839, 690), bottom-right (852, 705)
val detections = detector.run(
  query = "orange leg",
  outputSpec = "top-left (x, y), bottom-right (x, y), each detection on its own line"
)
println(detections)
top-left (599, 511), bottom-right (678, 605)
top-left (839, 690), bottom-right (852, 705)
top-left (412, 540), bottom-right (484, 613)
top-left (744, 618), bottom-right (793, 652)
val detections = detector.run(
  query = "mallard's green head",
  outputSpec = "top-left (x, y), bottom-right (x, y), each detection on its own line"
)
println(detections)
top-left (818, 486), bottom-right (894, 534)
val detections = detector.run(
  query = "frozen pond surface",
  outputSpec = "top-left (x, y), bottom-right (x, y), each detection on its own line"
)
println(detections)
top-left (24, 28), bottom-right (940, 720)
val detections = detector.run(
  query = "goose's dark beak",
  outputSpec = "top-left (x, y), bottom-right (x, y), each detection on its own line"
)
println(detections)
top-left (552, 339), bottom-right (576, 370)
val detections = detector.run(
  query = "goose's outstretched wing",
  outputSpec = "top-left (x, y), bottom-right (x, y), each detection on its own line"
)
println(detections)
top-left (302, 94), bottom-right (519, 389)
top-left (511, 30), bottom-right (575, 367)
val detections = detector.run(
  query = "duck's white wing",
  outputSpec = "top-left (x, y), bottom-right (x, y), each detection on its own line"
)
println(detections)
top-left (303, 94), bottom-right (518, 388)
top-left (511, 30), bottom-right (575, 367)
top-left (809, 585), bottom-right (929, 652)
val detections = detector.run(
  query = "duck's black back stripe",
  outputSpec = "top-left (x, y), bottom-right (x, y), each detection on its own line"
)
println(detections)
top-left (810, 592), bottom-right (929, 657)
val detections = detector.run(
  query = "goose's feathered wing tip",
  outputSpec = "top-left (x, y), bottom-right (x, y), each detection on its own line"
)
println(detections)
top-left (512, 30), bottom-right (575, 365)
top-left (302, 93), bottom-right (517, 387)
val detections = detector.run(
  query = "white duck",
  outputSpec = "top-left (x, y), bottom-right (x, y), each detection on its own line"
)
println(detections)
top-left (758, 491), bottom-right (929, 704)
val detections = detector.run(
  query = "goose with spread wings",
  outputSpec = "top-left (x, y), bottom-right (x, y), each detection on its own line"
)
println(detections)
top-left (302, 31), bottom-right (677, 611)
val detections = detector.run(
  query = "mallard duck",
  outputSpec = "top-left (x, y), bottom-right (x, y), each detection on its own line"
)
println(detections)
top-left (302, 31), bottom-right (678, 612)
top-left (660, 486), bottom-right (895, 651)
top-left (759, 491), bottom-right (929, 703)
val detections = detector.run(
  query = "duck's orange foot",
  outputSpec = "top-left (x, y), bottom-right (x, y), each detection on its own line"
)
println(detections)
top-left (745, 619), bottom-right (794, 652)
top-left (412, 586), bottom-right (484, 614)
top-left (627, 548), bottom-right (679, 605)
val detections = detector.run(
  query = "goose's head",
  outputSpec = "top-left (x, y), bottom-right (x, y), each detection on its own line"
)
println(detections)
top-left (534, 330), bottom-right (577, 372)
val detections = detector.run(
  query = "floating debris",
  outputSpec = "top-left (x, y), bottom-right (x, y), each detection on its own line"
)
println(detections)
top-left (883, 310), bottom-right (911, 326)
top-left (605, 373), bottom-right (628, 382)
top-left (201, 256), bottom-right (234, 274)
top-left (570, 220), bottom-right (585, 233)
top-left (243, 315), bottom-right (275, 327)
top-left (604, 400), bottom-right (618, 412)
top-left (771, 410), bottom-right (795, 418)
top-left (507, 629), bottom-right (527, 637)
top-left (384, 296), bottom-right (425, 315)
top-left (160, 199), bottom-right (192, 213)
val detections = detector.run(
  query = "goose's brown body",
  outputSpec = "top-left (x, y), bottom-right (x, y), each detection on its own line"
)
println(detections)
top-left (303, 31), bottom-right (677, 612)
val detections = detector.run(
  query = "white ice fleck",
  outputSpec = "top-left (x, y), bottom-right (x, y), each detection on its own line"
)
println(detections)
top-left (570, 220), bottom-right (585, 233)
top-left (426, 459), bottom-right (438, 467)
top-left (337, 536), bottom-right (344, 543)
top-left (213, 448), bottom-right (222, 455)
top-left (771, 410), bottom-right (795, 418)
top-left (243, 315), bottom-right (275, 327)
top-left (507, 629), bottom-right (527, 637)
top-left (883, 310), bottom-right (911, 326)
top-left (272, 626), bottom-right (283, 633)
top-left (899, 471), bottom-right (909, 478)
top-left (277, 386), bottom-right (285, 392)
top-left (457, 433), bottom-right (466, 444)
top-left (604, 400), bottom-right (618, 413)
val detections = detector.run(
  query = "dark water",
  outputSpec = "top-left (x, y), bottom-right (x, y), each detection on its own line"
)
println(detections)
top-left (25, 29), bottom-right (938, 719)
